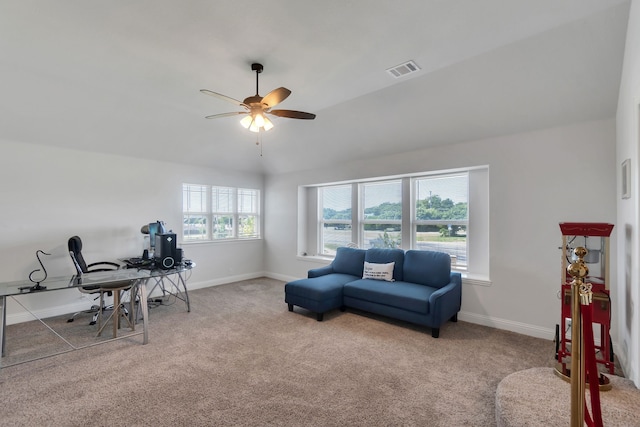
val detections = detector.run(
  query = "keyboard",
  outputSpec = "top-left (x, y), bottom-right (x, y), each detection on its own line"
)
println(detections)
top-left (123, 257), bottom-right (152, 268)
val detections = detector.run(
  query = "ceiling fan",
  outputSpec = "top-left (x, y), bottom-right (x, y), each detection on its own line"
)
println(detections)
top-left (201, 63), bottom-right (316, 133)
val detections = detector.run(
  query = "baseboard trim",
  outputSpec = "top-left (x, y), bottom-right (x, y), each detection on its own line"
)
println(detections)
top-left (186, 272), bottom-right (268, 290)
top-left (264, 272), bottom-right (298, 283)
top-left (458, 311), bottom-right (555, 340)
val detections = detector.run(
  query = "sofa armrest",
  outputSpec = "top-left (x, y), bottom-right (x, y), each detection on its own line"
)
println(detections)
top-left (428, 272), bottom-right (462, 324)
top-left (308, 265), bottom-right (335, 278)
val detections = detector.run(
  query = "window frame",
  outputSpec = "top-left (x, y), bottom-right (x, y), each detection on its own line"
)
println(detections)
top-left (302, 166), bottom-right (489, 280)
top-left (182, 183), bottom-right (261, 243)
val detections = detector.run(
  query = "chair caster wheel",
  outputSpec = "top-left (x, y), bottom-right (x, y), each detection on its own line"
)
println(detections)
top-left (89, 321), bottom-right (96, 326)
top-left (67, 319), bottom-right (74, 323)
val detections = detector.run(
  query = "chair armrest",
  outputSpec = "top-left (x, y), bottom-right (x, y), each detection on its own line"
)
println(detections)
top-left (308, 265), bottom-right (334, 278)
top-left (428, 273), bottom-right (462, 324)
top-left (87, 261), bottom-right (121, 272)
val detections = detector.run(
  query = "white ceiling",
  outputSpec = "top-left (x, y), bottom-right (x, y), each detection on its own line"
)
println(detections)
top-left (0, 1), bottom-right (630, 175)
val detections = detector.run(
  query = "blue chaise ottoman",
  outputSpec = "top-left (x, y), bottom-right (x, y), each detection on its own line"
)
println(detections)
top-left (285, 247), bottom-right (366, 321)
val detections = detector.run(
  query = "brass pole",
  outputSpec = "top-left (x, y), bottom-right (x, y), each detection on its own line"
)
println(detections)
top-left (568, 247), bottom-right (588, 427)
top-left (570, 275), bottom-right (585, 425)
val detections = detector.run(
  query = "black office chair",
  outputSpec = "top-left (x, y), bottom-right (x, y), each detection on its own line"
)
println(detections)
top-left (67, 236), bottom-right (133, 334)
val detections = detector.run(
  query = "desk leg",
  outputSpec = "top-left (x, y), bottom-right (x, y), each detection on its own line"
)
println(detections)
top-left (138, 279), bottom-right (149, 344)
top-left (1, 295), bottom-right (6, 358)
top-left (178, 272), bottom-right (191, 312)
top-left (113, 289), bottom-right (120, 338)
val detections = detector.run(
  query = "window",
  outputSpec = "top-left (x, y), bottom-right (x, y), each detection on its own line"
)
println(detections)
top-left (361, 180), bottom-right (402, 249)
top-left (183, 184), bottom-right (260, 242)
top-left (318, 175), bottom-right (465, 261)
top-left (413, 174), bottom-right (468, 266)
top-left (237, 188), bottom-right (260, 239)
top-left (301, 166), bottom-right (489, 279)
top-left (319, 185), bottom-right (352, 255)
top-left (183, 184), bottom-right (209, 241)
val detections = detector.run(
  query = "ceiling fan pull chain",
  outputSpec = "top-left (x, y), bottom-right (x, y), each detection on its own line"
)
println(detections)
top-left (257, 131), bottom-right (263, 157)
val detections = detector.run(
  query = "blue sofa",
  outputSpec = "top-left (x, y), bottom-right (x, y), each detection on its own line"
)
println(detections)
top-left (285, 247), bottom-right (462, 338)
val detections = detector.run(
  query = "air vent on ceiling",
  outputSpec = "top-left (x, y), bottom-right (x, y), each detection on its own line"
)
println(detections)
top-left (386, 60), bottom-right (421, 79)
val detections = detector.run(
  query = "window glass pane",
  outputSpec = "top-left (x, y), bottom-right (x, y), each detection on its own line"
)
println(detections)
top-left (320, 185), bottom-right (352, 255)
top-left (183, 184), bottom-right (207, 212)
top-left (321, 185), bottom-right (351, 221)
top-left (361, 181), bottom-right (401, 249)
top-left (414, 174), bottom-right (468, 266)
top-left (213, 215), bottom-right (234, 239)
top-left (183, 215), bottom-right (208, 241)
top-left (415, 225), bottom-right (467, 266)
top-left (212, 187), bottom-right (234, 213)
top-left (322, 223), bottom-right (353, 255)
top-left (363, 181), bottom-right (402, 220)
top-left (364, 224), bottom-right (401, 249)
top-left (415, 175), bottom-right (468, 220)
top-left (238, 189), bottom-right (259, 214)
top-left (238, 215), bottom-right (258, 238)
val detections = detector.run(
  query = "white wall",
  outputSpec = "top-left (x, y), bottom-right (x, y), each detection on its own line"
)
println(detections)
top-left (0, 139), bottom-right (264, 324)
top-left (616, 0), bottom-right (640, 386)
top-left (265, 118), bottom-right (616, 340)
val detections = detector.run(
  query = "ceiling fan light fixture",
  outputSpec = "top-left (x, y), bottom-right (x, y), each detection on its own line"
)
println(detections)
top-left (242, 112), bottom-right (273, 133)
top-left (262, 116), bottom-right (274, 131)
top-left (240, 115), bottom-right (253, 129)
top-left (249, 120), bottom-right (261, 133)
top-left (254, 113), bottom-right (266, 128)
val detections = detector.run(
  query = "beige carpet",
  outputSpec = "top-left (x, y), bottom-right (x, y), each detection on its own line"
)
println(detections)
top-left (0, 277), bottom-right (634, 426)
top-left (496, 367), bottom-right (640, 426)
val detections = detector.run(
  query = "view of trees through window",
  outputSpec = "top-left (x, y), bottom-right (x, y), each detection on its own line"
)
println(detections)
top-left (414, 174), bottom-right (468, 264)
top-left (320, 174), bottom-right (468, 266)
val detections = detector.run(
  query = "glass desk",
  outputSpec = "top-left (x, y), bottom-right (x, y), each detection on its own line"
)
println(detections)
top-left (0, 263), bottom-right (193, 367)
top-left (126, 261), bottom-right (193, 313)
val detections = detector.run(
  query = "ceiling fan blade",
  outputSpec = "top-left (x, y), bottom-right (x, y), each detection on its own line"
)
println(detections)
top-left (261, 87), bottom-right (291, 108)
top-left (269, 109), bottom-right (316, 120)
top-left (205, 111), bottom-right (247, 119)
top-left (200, 89), bottom-right (248, 109)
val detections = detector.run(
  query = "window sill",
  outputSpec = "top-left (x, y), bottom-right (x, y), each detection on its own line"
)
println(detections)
top-left (296, 255), bottom-right (333, 264)
top-left (182, 238), bottom-right (262, 246)
top-left (461, 273), bottom-right (492, 287)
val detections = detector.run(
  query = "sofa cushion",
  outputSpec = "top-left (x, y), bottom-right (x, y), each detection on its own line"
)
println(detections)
top-left (286, 274), bottom-right (357, 300)
top-left (362, 261), bottom-right (395, 281)
top-left (343, 279), bottom-right (436, 314)
top-left (331, 247), bottom-right (367, 277)
top-left (364, 248), bottom-right (404, 281)
top-left (403, 250), bottom-right (451, 289)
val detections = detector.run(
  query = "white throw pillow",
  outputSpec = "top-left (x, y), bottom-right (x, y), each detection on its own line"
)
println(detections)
top-left (362, 261), bottom-right (395, 282)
